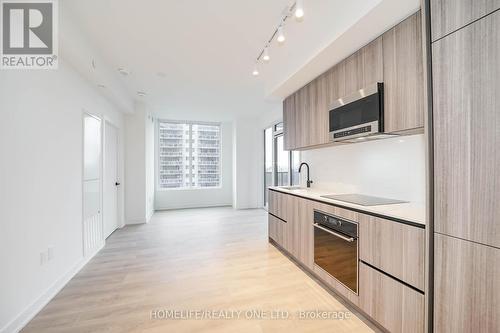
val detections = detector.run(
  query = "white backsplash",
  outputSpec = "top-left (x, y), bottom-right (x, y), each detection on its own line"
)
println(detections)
top-left (299, 134), bottom-right (426, 204)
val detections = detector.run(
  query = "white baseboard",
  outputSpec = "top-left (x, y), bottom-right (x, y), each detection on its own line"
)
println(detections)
top-left (155, 203), bottom-right (232, 211)
top-left (1, 243), bottom-right (105, 333)
top-left (125, 217), bottom-right (147, 225)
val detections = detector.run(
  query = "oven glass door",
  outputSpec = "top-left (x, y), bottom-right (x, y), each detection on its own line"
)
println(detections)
top-left (314, 225), bottom-right (358, 294)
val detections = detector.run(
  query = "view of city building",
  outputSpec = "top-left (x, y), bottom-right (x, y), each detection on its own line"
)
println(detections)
top-left (158, 121), bottom-right (220, 189)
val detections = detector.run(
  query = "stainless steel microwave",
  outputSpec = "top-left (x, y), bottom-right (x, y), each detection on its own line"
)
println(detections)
top-left (329, 82), bottom-right (384, 142)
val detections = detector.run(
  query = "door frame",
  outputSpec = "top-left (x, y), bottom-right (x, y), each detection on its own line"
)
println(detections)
top-left (103, 117), bottom-right (123, 237)
top-left (82, 111), bottom-right (103, 257)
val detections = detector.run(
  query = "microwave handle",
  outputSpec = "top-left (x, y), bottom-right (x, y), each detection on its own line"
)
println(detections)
top-left (313, 223), bottom-right (355, 242)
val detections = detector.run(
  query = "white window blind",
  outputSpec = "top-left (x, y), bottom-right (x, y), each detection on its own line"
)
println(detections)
top-left (158, 121), bottom-right (221, 189)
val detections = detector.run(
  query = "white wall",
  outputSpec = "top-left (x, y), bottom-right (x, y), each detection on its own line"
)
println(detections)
top-left (232, 117), bottom-right (264, 209)
top-left (300, 134), bottom-right (426, 204)
top-left (124, 103), bottom-right (155, 224)
top-left (155, 122), bottom-right (233, 210)
top-left (0, 61), bottom-right (125, 333)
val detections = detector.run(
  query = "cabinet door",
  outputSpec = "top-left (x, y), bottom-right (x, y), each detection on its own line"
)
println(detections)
top-left (434, 233), bottom-right (500, 332)
top-left (268, 214), bottom-right (279, 243)
top-left (433, 11), bottom-right (500, 248)
top-left (431, 0), bottom-right (500, 42)
top-left (293, 197), bottom-right (314, 269)
top-left (359, 215), bottom-right (425, 291)
top-left (268, 190), bottom-right (289, 221)
top-left (383, 11), bottom-right (424, 133)
top-left (344, 37), bottom-right (383, 95)
top-left (359, 262), bottom-right (425, 333)
top-left (283, 96), bottom-right (295, 150)
top-left (325, 61), bottom-right (346, 107)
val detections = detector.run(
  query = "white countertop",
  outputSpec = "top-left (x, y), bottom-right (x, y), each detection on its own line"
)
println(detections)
top-left (268, 186), bottom-right (426, 226)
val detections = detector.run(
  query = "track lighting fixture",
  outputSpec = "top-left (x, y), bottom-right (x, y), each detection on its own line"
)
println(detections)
top-left (263, 47), bottom-right (270, 62)
top-left (252, 1), bottom-right (304, 77)
top-left (277, 25), bottom-right (285, 43)
top-left (252, 64), bottom-right (259, 76)
top-left (295, 0), bottom-right (304, 20)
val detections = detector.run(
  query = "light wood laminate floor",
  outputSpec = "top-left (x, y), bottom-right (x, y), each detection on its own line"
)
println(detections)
top-left (23, 207), bottom-right (377, 333)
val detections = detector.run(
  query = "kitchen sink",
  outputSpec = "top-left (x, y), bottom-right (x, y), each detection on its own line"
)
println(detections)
top-left (279, 186), bottom-right (303, 191)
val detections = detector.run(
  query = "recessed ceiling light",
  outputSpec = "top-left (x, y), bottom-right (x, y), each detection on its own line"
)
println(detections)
top-left (137, 91), bottom-right (147, 97)
top-left (118, 68), bottom-right (131, 76)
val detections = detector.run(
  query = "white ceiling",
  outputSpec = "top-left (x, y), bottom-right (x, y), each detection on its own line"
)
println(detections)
top-left (63, 0), bottom-right (419, 121)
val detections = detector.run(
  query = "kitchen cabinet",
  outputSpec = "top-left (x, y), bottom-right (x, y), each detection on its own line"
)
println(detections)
top-left (268, 189), bottom-right (426, 332)
top-left (283, 12), bottom-right (425, 150)
top-left (360, 215), bottom-right (425, 291)
top-left (282, 95), bottom-right (295, 150)
top-left (268, 190), bottom-right (290, 222)
top-left (430, 0), bottom-right (500, 42)
top-left (433, 10), bottom-right (500, 248)
top-left (382, 11), bottom-right (425, 133)
top-left (359, 262), bottom-right (425, 333)
top-left (434, 233), bottom-right (500, 332)
top-left (268, 214), bottom-right (290, 251)
top-left (291, 197), bottom-right (314, 269)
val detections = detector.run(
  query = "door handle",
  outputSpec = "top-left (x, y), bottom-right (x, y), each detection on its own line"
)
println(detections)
top-left (313, 223), bottom-right (355, 242)
top-left (115, 182), bottom-right (121, 186)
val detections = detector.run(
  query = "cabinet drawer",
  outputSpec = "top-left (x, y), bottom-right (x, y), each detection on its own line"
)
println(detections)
top-left (359, 262), bottom-right (425, 333)
top-left (359, 216), bottom-right (425, 290)
top-left (268, 190), bottom-right (289, 221)
top-left (268, 214), bottom-right (290, 251)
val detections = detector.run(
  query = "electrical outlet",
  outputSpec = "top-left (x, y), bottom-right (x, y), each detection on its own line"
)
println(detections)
top-left (40, 251), bottom-right (48, 265)
top-left (48, 246), bottom-right (55, 260)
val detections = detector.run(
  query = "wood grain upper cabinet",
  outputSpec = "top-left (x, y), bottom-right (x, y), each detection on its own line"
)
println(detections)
top-left (434, 233), bottom-right (500, 332)
top-left (283, 95), bottom-right (296, 150)
top-left (344, 37), bottom-right (383, 94)
top-left (430, 0), bottom-right (500, 42)
top-left (382, 11), bottom-right (425, 133)
top-left (432, 10), bottom-right (500, 248)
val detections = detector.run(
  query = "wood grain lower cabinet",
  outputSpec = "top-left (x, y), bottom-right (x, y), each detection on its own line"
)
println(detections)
top-left (268, 214), bottom-right (290, 251)
top-left (430, 0), bottom-right (500, 42)
top-left (432, 11), bottom-right (500, 248)
top-left (268, 190), bottom-right (289, 222)
top-left (359, 262), bottom-right (425, 333)
top-left (382, 11), bottom-right (424, 133)
top-left (434, 233), bottom-right (500, 332)
top-left (359, 216), bottom-right (425, 290)
top-left (292, 197), bottom-right (314, 269)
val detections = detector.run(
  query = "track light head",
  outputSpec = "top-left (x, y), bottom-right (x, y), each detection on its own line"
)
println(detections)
top-left (277, 26), bottom-right (285, 43)
top-left (263, 47), bottom-right (270, 62)
top-left (295, 0), bottom-right (304, 20)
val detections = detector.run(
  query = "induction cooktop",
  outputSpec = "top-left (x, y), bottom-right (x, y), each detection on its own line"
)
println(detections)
top-left (320, 194), bottom-right (408, 206)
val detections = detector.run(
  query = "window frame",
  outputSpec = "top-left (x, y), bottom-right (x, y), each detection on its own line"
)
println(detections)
top-left (156, 119), bottom-right (222, 191)
top-left (263, 121), bottom-right (300, 208)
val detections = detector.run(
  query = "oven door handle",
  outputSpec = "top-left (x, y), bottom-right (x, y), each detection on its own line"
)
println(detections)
top-left (313, 223), bottom-right (355, 242)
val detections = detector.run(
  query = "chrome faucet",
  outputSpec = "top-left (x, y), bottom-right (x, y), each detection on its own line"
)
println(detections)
top-left (299, 162), bottom-right (313, 188)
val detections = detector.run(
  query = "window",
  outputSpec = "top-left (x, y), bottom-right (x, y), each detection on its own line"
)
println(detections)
top-left (263, 122), bottom-right (300, 207)
top-left (158, 121), bottom-right (221, 189)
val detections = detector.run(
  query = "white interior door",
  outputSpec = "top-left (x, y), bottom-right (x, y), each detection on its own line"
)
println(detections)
top-left (104, 122), bottom-right (119, 239)
top-left (83, 114), bottom-right (103, 256)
